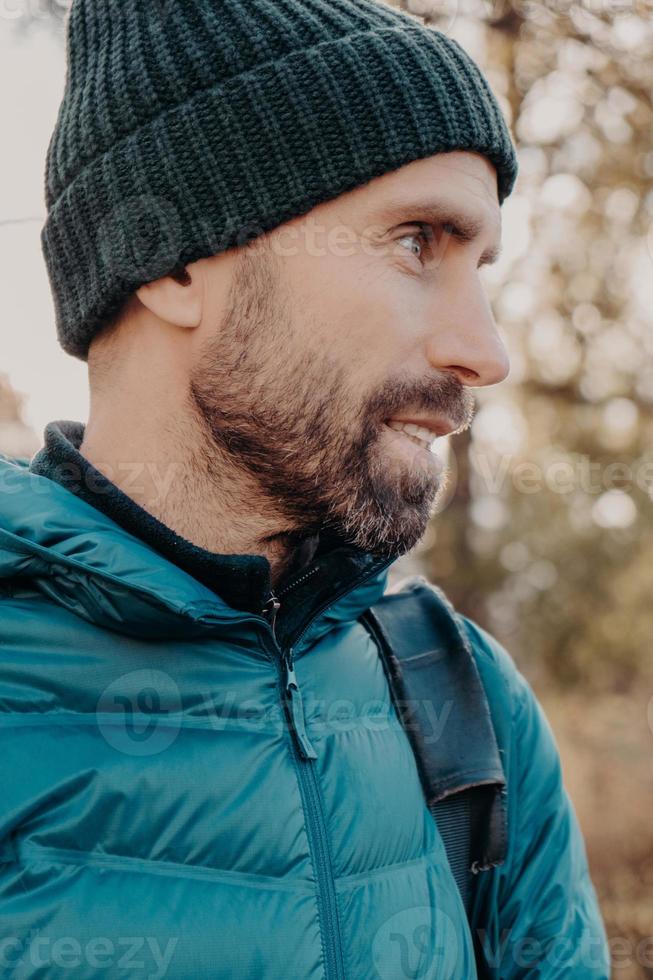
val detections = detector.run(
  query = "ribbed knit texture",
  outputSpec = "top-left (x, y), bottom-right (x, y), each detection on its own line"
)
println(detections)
top-left (42, 0), bottom-right (519, 361)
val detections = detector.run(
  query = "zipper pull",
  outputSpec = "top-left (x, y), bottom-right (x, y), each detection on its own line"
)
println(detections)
top-left (262, 593), bottom-right (281, 638)
top-left (284, 648), bottom-right (317, 760)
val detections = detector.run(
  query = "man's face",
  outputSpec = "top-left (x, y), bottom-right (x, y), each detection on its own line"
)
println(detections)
top-left (188, 151), bottom-right (509, 557)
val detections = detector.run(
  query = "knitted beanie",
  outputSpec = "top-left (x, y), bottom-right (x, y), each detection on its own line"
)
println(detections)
top-left (42, 0), bottom-right (519, 361)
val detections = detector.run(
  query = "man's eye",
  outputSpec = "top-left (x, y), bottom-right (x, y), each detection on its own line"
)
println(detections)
top-left (396, 227), bottom-right (431, 261)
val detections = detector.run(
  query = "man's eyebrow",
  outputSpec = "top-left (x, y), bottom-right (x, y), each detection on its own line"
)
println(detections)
top-left (376, 199), bottom-right (503, 266)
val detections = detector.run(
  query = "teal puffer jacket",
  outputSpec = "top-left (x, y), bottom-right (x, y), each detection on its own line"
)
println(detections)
top-left (0, 456), bottom-right (609, 979)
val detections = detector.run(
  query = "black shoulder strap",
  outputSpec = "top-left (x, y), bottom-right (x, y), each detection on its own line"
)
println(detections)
top-left (360, 575), bottom-right (508, 918)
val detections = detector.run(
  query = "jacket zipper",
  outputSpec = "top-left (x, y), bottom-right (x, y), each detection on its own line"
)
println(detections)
top-left (275, 564), bottom-right (321, 600)
top-left (260, 557), bottom-right (393, 980)
top-left (262, 595), bottom-right (317, 759)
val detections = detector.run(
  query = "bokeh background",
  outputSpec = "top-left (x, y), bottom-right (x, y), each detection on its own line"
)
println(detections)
top-left (1, 1), bottom-right (652, 974)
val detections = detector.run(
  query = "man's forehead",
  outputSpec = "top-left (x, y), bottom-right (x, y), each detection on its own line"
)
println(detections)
top-left (354, 151), bottom-right (501, 223)
top-left (386, 149), bottom-right (500, 196)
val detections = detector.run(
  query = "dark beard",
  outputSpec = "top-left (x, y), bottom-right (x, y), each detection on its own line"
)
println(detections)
top-left (187, 246), bottom-right (473, 557)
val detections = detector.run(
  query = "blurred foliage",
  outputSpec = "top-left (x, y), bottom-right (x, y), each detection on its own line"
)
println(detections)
top-left (385, 0), bottom-right (653, 697)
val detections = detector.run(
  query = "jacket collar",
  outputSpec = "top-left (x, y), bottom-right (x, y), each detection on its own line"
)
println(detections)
top-left (0, 427), bottom-right (393, 643)
top-left (29, 420), bottom-right (277, 616)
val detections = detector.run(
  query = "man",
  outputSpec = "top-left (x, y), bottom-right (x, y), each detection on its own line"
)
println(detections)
top-left (0, 0), bottom-right (609, 976)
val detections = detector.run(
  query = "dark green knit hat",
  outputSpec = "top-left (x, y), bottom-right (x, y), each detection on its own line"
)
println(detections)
top-left (43, 0), bottom-right (519, 361)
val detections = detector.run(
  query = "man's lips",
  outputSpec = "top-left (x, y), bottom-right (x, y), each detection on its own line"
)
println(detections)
top-left (382, 421), bottom-right (448, 464)
top-left (381, 421), bottom-right (446, 478)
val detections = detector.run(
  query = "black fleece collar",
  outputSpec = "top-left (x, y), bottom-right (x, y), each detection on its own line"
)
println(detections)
top-left (28, 420), bottom-right (316, 616)
top-left (28, 421), bottom-right (389, 639)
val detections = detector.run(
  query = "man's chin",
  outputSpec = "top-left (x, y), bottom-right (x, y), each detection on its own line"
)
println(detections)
top-left (319, 433), bottom-right (446, 556)
top-left (333, 490), bottom-right (436, 558)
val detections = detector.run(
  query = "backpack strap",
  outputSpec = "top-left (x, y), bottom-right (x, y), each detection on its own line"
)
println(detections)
top-left (360, 575), bottom-right (508, 917)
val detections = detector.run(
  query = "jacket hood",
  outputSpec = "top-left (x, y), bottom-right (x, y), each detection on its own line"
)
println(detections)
top-left (0, 454), bottom-right (392, 643)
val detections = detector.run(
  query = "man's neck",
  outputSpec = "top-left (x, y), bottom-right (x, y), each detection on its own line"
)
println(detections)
top-left (79, 412), bottom-right (316, 588)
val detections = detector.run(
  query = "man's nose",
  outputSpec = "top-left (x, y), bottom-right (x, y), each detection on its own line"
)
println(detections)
top-left (424, 283), bottom-right (510, 388)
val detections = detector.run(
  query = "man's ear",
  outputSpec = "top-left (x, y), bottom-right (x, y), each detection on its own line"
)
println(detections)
top-left (136, 263), bottom-right (202, 328)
